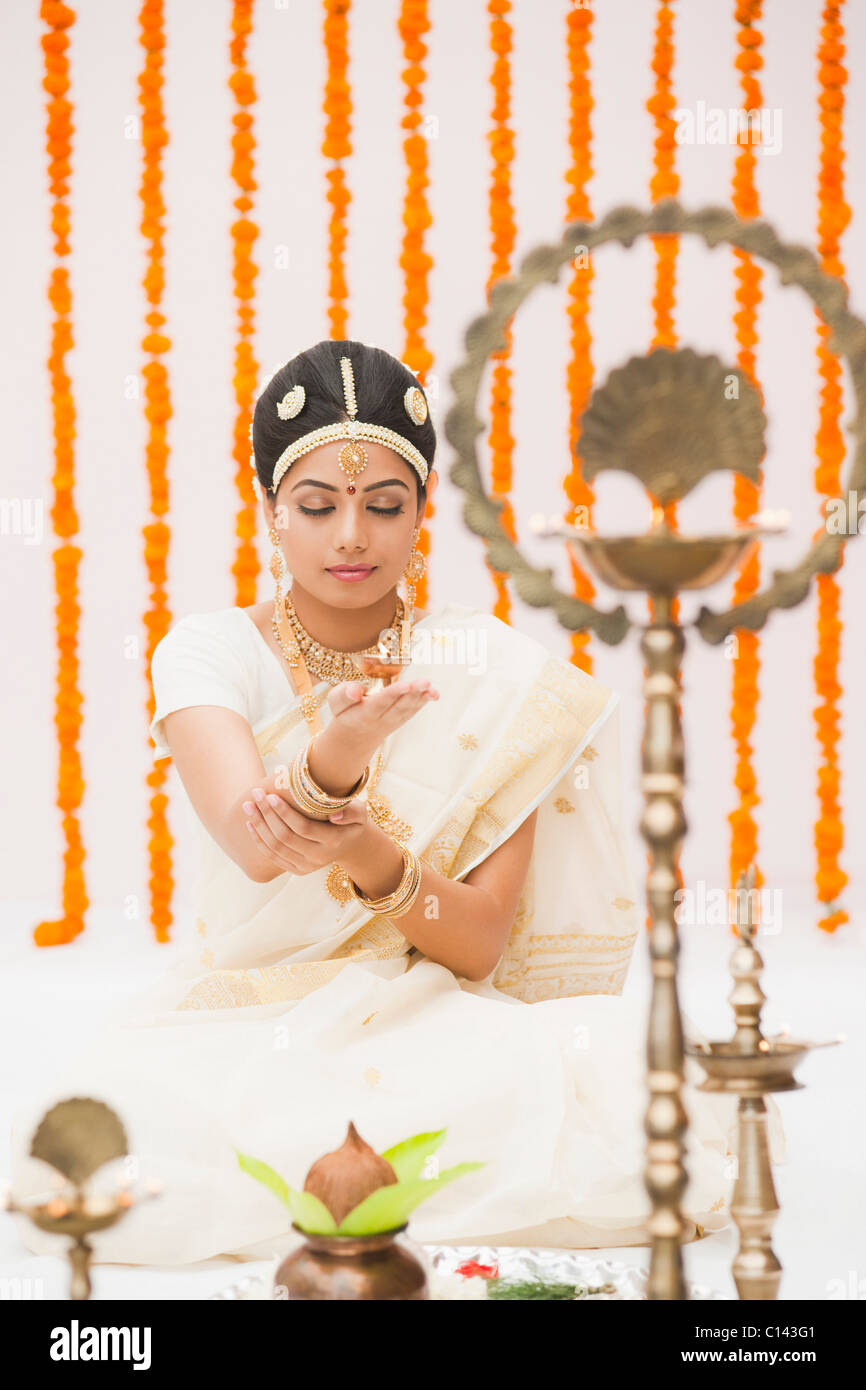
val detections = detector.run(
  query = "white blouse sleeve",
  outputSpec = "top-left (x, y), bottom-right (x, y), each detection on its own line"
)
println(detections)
top-left (149, 612), bottom-right (250, 760)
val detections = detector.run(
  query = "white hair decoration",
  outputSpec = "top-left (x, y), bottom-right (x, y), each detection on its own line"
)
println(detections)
top-left (256, 355), bottom-right (429, 495)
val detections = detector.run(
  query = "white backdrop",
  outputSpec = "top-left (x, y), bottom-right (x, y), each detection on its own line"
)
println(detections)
top-left (3, 0), bottom-right (865, 936)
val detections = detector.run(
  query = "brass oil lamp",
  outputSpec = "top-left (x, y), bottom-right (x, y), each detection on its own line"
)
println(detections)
top-left (3, 1098), bottom-right (161, 1299)
top-left (685, 864), bottom-right (838, 1300)
top-left (445, 199), bottom-right (866, 1299)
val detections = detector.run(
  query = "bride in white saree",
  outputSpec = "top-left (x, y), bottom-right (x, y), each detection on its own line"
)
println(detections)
top-left (10, 340), bottom-right (781, 1267)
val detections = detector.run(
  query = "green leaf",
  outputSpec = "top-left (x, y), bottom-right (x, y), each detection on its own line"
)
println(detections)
top-left (235, 1149), bottom-right (291, 1208)
top-left (335, 1162), bottom-right (486, 1236)
top-left (380, 1129), bottom-right (447, 1183)
top-left (286, 1188), bottom-right (338, 1235)
top-left (234, 1149), bottom-right (337, 1234)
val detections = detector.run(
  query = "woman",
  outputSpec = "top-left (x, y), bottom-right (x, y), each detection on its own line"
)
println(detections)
top-left (10, 340), bottom-right (779, 1267)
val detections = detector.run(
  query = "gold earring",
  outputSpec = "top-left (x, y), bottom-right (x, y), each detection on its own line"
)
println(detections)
top-left (268, 525), bottom-right (283, 577)
top-left (269, 525), bottom-right (300, 664)
top-left (403, 526), bottom-right (426, 592)
top-left (399, 527), bottom-right (425, 662)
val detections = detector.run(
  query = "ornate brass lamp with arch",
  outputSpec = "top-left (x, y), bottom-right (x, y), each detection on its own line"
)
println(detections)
top-left (445, 199), bottom-right (866, 1300)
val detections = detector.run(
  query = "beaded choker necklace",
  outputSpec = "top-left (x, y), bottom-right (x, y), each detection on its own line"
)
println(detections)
top-left (279, 589), bottom-right (407, 687)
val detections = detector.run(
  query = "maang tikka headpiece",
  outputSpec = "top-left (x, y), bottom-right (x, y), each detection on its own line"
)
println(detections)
top-left (248, 354), bottom-right (430, 497)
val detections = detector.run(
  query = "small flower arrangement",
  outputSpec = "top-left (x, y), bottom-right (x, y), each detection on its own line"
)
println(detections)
top-left (429, 1260), bottom-right (616, 1301)
top-left (236, 1121), bottom-right (484, 1237)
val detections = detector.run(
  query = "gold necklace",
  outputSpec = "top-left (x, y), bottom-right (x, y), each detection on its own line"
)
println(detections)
top-left (282, 588), bottom-right (406, 687)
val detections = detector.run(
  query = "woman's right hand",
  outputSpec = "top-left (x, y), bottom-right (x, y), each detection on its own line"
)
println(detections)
top-left (325, 676), bottom-right (439, 751)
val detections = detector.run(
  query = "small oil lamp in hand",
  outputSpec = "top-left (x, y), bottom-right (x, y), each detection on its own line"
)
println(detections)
top-left (352, 637), bottom-right (406, 688)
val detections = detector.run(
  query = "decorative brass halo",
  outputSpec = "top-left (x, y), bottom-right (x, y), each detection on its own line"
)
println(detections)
top-left (444, 199), bottom-right (866, 644)
top-left (578, 346), bottom-right (767, 507)
top-left (30, 1098), bottom-right (128, 1187)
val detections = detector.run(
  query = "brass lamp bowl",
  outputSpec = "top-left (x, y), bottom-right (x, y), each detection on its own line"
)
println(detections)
top-left (685, 1037), bottom-right (839, 1096)
top-left (26, 1196), bottom-right (130, 1239)
top-left (558, 521), bottom-right (787, 595)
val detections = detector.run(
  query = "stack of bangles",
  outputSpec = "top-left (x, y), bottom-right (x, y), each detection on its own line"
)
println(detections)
top-left (288, 737), bottom-right (370, 819)
top-left (348, 843), bottom-right (422, 920)
top-left (288, 738), bottom-right (422, 920)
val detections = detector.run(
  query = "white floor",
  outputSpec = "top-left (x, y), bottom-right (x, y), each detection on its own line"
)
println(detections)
top-left (1, 884), bottom-right (864, 1301)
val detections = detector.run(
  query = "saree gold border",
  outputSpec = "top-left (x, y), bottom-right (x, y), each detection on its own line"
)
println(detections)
top-left (419, 655), bottom-right (637, 1001)
top-left (175, 941), bottom-right (406, 1011)
top-left (420, 656), bottom-right (611, 880)
top-left (177, 656), bottom-right (617, 1011)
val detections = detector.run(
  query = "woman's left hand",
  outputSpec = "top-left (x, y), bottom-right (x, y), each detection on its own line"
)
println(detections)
top-left (242, 788), bottom-right (369, 877)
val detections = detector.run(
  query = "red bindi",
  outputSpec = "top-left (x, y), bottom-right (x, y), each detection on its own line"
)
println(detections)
top-left (347, 485), bottom-right (356, 494)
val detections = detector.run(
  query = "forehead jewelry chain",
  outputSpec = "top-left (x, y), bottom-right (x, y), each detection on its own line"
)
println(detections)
top-left (337, 356), bottom-right (367, 494)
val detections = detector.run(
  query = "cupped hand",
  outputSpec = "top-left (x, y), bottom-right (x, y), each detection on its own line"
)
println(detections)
top-left (243, 788), bottom-right (369, 877)
top-left (325, 676), bottom-right (439, 745)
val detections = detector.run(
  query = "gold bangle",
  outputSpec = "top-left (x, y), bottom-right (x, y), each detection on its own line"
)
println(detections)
top-left (287, 743), bottom-right (370, 821)
top-left (288, 751), bottom-right (345, 820)
top-left (303, 735), bottom-right (370, 800)
top-left (349, 845), bottom-right (422, 920)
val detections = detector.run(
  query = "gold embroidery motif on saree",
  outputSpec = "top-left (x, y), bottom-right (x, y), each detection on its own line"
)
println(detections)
top-left (324, 745), bottom-right (414, 902)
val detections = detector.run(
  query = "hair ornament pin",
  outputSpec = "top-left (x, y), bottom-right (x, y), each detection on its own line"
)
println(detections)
top-left (340, 356), bottom-right (359, 418)
top-left (276, 385), bottom-right (306, 420)
top-left (403, 385), bottom-right (428, 426)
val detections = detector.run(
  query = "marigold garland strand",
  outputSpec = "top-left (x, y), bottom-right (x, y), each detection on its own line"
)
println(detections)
top-left (563, 1), bottom-right (595, 676)
top-left (229, 1), bottom-right (260, 608)
top-left (644, 1), bottom-right (682, 927)
top-left (398, 0), bottom-right (434, 612)
top-left (34, 0), bottom-right (88, 947)
top-left (813, 1), bottom-right (850, 932)
top-left (139, 0), bottom-right (174, 943)
top-left (728, 0), bottom-right (765, 915)
top-left (486, 2), bottom-right (517, 623)
top-left (323, 0), bottom-right (352, 339)
top-left (647, 2), bottom-right (680, 581)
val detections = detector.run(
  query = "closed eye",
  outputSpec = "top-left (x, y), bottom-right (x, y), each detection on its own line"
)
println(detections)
top-left (298, 505), bottom-right (404, 517)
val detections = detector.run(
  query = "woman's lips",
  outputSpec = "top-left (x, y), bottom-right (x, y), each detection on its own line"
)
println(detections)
top-left (326, 565), bottom-right (376, 582)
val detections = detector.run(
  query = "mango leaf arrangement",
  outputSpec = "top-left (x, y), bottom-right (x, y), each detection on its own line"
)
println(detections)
top-left (236, 1122), bottom-right (485, 1237)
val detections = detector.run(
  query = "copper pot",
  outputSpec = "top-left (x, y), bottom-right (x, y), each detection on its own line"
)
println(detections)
top-left (274, 1222), bottom-right (429, 1300)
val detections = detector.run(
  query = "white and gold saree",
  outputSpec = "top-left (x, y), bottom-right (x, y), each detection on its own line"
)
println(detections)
top-left (10, 602), bottom-right (780, 1265)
